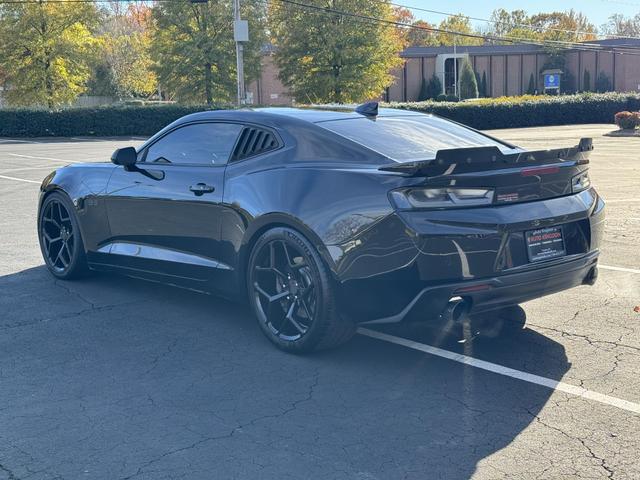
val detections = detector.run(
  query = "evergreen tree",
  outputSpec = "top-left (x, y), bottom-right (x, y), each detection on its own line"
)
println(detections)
top-left (526, 73), bottom-right (535, 94)
top-left (417, 77), bottom-right (429, 101)
top-left (425, 74), bottom-right (442, 99)
top-left (481, 71), bottom-right (488, 98)
top-left (458, 58), bottom-right (478, 100)
top-left (595, 72), bottom-right (612, 92)
top-left (583, 70), bottom-right (591, 92)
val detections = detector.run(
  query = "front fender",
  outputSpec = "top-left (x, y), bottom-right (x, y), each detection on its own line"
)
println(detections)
top-left (38, 164), bottom-right (116, 252)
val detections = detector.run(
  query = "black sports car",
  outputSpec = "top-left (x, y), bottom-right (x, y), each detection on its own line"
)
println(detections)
top-left (38, 103), bottom-right (605, 352)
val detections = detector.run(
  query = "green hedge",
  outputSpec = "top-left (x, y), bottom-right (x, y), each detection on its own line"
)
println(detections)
top-left (1, 93), bottom-right (639, 137)
top-left (0, 104), bottom-right (231, 137)
top-left (387, 92), bottom-right (640, 130)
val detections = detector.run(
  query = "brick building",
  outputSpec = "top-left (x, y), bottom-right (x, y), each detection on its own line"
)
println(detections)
top-left (248, 38), bottom-right (640, 105)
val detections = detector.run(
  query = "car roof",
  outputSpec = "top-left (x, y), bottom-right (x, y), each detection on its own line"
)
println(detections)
top-left (252, 106), bottom-right (425, 123)
top-left (170, 106), bottom-right (426, 126)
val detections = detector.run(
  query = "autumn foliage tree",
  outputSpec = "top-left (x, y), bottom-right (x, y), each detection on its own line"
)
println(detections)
top-left (269, 0), bottom-right (405, 103)
top-left (150, 0), bottom-right (266, 105)
top-left (0, 0), bottom-right (100, 108)
top-left (96, 2), bottom-right (157, 99)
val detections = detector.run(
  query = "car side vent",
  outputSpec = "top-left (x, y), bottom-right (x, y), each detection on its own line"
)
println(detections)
top-left (235, 127), bottom-right (279, 160)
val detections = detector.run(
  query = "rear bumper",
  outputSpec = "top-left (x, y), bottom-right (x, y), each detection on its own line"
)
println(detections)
top-left (361, 250), bottom-right (599, 325)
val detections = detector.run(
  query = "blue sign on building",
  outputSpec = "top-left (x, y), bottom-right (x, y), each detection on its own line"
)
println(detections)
top-left (544, 74), bottom-right (561, 89)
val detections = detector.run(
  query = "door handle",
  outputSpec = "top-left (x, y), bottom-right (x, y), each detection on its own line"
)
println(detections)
top-left (189, 183), bottom-right (215, 196)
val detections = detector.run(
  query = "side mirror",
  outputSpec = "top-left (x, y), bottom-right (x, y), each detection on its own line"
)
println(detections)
top-left (111, 147), bottom-right (137, 168)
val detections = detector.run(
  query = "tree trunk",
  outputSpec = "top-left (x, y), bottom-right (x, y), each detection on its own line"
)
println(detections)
top-left (205, 63), bottom-right (213, 106)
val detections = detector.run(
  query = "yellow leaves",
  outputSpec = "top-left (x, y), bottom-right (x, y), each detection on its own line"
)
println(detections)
top-left (0, 0), bottom-right (101, 108)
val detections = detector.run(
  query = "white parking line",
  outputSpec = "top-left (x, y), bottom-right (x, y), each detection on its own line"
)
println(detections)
top-left (604, 199), bottom-right (640, 204)
top-left (600, 264), bottom-right (640, 275)
top-left (0, 166), bottom-right (60, 174)
top-left (0, 139), bottom-right (41, 144)
top-left (0, 174), bottom-right (41, 184)
top-left (358, 327), bottom-right (640, 415)
top-left (7, 153), bottom-right (81, 163)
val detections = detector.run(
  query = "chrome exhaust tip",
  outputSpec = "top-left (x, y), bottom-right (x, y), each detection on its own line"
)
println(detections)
top-left (442, 296), bottom-right (470, 323)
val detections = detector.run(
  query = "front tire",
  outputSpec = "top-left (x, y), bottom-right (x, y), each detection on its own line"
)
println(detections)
top-left (38, 191), bottom-right (89, 280)
top-left (247, 227), bottom-right (355, 353)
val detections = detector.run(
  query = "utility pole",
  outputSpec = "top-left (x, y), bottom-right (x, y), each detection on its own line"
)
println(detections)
top-left (453, 35), bottom-right (458, 100)
top-left (233, 0), bottom-right (249, 105)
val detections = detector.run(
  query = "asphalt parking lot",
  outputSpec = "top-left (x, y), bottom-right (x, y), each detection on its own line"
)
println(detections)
top-left (1, 124), bottom-right (639, 480)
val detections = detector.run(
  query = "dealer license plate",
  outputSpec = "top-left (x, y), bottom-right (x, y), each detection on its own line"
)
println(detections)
top-left (525, 226), bottom-right (566, 262)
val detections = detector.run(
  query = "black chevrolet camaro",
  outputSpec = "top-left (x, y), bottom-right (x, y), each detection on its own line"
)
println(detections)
top-left (38, 103), bottom-right (605, 352)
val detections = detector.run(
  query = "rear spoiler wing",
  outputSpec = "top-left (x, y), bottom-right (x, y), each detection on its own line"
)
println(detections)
top-left (379, 137), bottom-right (593, 177)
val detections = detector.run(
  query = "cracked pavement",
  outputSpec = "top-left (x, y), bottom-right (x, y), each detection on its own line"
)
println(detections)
top-left (1, 125), bottom-right (639, 479)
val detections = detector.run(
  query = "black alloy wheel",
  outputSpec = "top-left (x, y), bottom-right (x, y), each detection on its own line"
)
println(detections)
top-left (248, 228), bottom-right (355, 352)
top-left (39, 192), bottom-right (88, 279)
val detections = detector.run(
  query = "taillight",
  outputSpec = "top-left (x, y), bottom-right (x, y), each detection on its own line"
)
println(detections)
top-left (571, 171), bottom-right (591, 193)
top-left (389, 187), bottom-right (494, 210)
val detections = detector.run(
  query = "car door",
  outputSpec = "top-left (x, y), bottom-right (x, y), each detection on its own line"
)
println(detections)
top-left (102, 121), bottom-right (243, 287)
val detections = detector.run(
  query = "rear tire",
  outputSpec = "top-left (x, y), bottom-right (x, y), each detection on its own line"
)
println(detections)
top-left (247, 227), bottom-right (355, 353)
top-left (38, 191), bottom-right (89, 280)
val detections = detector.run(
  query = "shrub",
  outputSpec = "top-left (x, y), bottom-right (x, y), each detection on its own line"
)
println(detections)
top-left (417, 78), bottom-right (430, 102)
top-left (583, 70), bottom-right (591, 92)
top-left (561, 71), bottom-right (577, 94)
top-left (386, 92), bottom-right (640, 130)
top-left (480, 71), bottom-right (487, 98)
top-left (0, 104), bottom-right (233, 137)
top-left (614, 111), bottom-right (640, 130)
top-left (445, 94), bottom-right (459, 102)
top-left (526, 73), bottom-right (535, 95)
top-left (459, 59), bottom-right (478, 100)
top-left (596, 72), bottom-right (612, 93)
top-left (435, 94), bottom-right (448, 102)
top-left (425, 75), bottom-right (442, 100)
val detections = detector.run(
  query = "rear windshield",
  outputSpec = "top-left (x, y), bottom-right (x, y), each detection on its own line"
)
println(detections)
top-left (317, 115), bottom-right (513, 162)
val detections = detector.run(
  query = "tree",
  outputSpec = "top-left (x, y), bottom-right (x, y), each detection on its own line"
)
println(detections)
top-left (487, 9), bottom-right (540, 42)
top-left (561, 70), bottom-right (576, 94)
top-left (407, 20), bottom-right (438, 47)
top-left (595, 72), bottom-right (612, 93)
top-left (417, 78), bottom-right (429, 101)
top-left (391, 8), bottom-right (436, 47)
top-left (425, 74), bottom-right (442, 99)
top-left (526, 73), bottom-right (535, 94)
top-left (269, 0), bottom-right (404, 103)
top-left (151, 0), bottom-right (266, 105)
top-left (0, 0), bottom-right (100, 108)
top-left (436, 15), bottom-right (483, 46)
top-left (486, 9), bottom-right (597, 43)
top-left (481, 71), bottom-right (488, 98)
top-left (95, 2), bottom-right (157, 99)
top-left (583, 70), bottom-right (591, 92)
top-left (601, 13), bottom-right (640, 37)
top-left (458, 58), bottom-right (478, 100)
top-left (529, 10), bottom-right (596, 42)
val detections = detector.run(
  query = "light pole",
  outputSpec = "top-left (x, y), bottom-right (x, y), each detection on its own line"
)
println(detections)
top-left (233, 0), bottom-right (249, 105)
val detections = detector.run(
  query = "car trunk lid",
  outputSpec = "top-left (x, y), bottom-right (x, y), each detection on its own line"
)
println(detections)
top-left (379, 138), bottom-right (593, 204)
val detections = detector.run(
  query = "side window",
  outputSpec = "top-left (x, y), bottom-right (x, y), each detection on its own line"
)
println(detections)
top-left (144, 123), bottom-right (242, 166)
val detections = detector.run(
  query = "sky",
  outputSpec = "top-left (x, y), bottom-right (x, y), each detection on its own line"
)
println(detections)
top-left (407, 0), bottom-right (640, 31)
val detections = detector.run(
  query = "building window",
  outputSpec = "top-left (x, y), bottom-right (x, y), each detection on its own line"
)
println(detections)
top-left (444, 57), bottom-right (463, 96)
